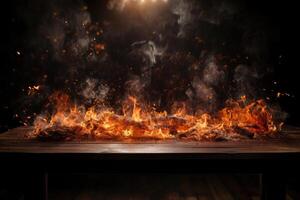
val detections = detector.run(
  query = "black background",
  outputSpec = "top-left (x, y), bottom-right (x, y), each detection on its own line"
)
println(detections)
top-left (0, 0), bottom-right (299, 133)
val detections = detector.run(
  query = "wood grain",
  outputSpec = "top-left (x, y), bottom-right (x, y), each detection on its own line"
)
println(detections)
top-left (0, 126), bottom-right (299, 155)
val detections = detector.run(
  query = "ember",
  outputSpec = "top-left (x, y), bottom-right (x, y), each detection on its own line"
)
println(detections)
top-left (31, 92), bottom-right (281, 141)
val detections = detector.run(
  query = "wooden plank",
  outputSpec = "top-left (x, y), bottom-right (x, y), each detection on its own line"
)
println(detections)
top-left (0, 142), bottom-right (300, 154)
top-left (0, 126), bottom-right (300, 155)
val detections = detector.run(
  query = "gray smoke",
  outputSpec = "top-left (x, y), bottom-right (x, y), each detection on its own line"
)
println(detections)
top-left (81, 78), bottom-right (109, 104)
top-left (40, 6), bottom-right (92, 62)
top-left (185, 56), bottom-right (226, 112)
top-left (203, 57), bottom-right (225, 86)
top-left (18, 0), bottom-right (279, 117)
top-left (234, 64), bottom-right (259, 98)
top-left (131, 40), bottom-right (165, 66)
top-left (125, 75), bottom-right (147, 97)
top-left (107, 0), bottom-right (128, 11)
top-left (171, 0), bottom-right (238, 37)
top-left (171, 0), bottom-right (195, 37)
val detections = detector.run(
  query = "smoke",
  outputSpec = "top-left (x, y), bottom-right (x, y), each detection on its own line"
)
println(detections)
top-left (185, 56), bottom-right (226, 112)
top-left (14, 0), bottom-right (280, 118)
top-left (40, 4), bottom-right (92, 62)
top-left (107, 0), bottom-right (128, 11)
top-left (234, 64), bottom-right (259, 98)
top-left (203, 57), bottom-right (225, 86)
top-left (81, 78), bottom-right (109, 104)
top-left (171, 0), bottom-right (195, 37)
top-left (125, 75), bottom-right (147, 98)
top-left (192, 78), bottom-right (215, 103)
top-left (131, 40), bottom-right (165, 66)
top-left (171, 0), bottom-right (238, 37)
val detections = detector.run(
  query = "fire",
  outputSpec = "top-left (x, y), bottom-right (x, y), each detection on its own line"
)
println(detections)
top-left (31, 91), bottom-right (282, 141)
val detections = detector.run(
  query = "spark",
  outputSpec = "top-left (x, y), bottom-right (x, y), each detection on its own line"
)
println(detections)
top-left (28, 85), bottom-right (41, 96)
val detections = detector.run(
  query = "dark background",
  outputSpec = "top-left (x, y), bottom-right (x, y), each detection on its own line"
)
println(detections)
top-left (0, 0), bottom-right (299, 133)
top-left (0, 1), bottom-right (300, 199)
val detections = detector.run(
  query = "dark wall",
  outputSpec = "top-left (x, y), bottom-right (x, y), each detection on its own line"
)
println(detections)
top-left (0, 0), bottom-right (299, 133)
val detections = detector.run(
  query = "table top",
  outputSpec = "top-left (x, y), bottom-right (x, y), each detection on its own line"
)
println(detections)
top-left (0, 126), bottom-right (300, 155)
top-left (1, 126), bottom-right (300, 173)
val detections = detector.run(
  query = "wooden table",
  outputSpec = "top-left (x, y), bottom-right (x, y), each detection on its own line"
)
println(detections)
top-left (1, 126), bottom-right (300, 200)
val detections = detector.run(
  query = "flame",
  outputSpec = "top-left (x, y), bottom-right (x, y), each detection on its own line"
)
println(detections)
top-left (32, 92), bottom-right (281, 141)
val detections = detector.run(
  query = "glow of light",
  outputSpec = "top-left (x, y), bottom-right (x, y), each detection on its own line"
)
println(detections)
top-left (125, 0), bottom-right (168, 5)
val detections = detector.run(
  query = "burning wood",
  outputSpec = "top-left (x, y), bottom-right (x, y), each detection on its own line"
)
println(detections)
top-left (30, 92), bottom-right (282, 141)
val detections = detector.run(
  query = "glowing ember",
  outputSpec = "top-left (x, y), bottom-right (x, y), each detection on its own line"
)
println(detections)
top-left (31, 92), bottom-right (282, 141)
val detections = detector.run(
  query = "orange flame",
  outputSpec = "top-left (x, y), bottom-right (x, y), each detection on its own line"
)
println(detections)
top-left (32, 92), bottom-right (281, 141)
